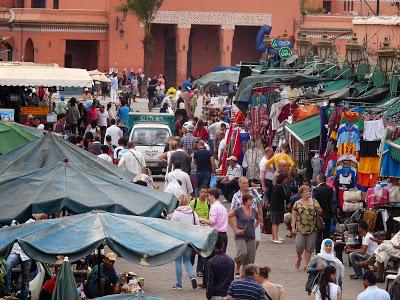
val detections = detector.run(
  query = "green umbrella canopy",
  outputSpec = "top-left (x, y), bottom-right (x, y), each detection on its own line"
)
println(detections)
top-left (0, 121), bottom-right (39, 155)
top-left (51, 258), bottom-right (79, 300)
top-left (0, 161), bottom-right (177, 224)
top-left (193, 70), bottom-right (239, 88)
top-left (0, 211), bottom-right (218, 266)
top-left (0, 133), bottom-right (134, 181)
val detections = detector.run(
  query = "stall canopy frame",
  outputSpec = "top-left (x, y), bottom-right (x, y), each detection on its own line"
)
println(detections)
top-left (285, 114), bottom-right (321, 145)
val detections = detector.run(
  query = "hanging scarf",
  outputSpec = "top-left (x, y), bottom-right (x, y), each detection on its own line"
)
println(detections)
top-left (221, 125), bottom-right (234, 176)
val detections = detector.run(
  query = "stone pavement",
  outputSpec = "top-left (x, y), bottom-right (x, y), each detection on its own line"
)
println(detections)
top-left (114, 202), bottom-right (385, 300)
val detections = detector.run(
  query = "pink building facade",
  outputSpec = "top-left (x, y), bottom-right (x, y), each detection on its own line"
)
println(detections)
top-left (0, 0), bottom-right (301, 85)
top-left (300, 0), bottom-right (400, 56)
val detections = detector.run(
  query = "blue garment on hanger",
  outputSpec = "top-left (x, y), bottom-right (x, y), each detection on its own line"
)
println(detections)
top-left (381, 141), bottom-right (400, 178)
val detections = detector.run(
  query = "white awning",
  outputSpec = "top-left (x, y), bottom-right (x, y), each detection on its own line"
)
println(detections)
top-left (0, 65), bottom-right (93, 87)
top-left (353, 16), bottom-right (400, 25)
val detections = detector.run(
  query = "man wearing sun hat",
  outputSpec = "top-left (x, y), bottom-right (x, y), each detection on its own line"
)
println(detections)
top-left (216, 156), bottom-right (243, 202)
top-left (85, 252), bottom-right (120, 298)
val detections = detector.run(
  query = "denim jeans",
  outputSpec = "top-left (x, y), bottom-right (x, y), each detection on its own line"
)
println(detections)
top-left (195, 172), bottom-right (211, 197)
top-left (349, 252), bottom-right (370, 276)
top-left (190, 253), bottom-right (205, 274)
top-left (5, 253), bottom-right (31, 300)
top-left (175, 246), bottom-right (195, 287)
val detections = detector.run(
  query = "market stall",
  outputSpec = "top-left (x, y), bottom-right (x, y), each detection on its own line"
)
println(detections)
top-left (0, 62), bottom-right (92, 122)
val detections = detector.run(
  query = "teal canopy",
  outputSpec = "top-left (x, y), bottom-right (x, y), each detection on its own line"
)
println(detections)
top-left (52, 259), bottom-right (79, 300)
top-left (234, 74), bottom-right (326, 113)
top-left (0, 211), bottom-right (218, 266)
top-left (285, 115), bottom-right (321, 145)
top-left (0, 161), bottom-right (177, 224)
top-left (193, 70), bottom-right (239, 88)
top-left (0, 133), bottom-right (135, 181)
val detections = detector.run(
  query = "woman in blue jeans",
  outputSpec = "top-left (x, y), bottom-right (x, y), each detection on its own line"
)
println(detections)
top-left (170, 195), bottom-right (199, 289)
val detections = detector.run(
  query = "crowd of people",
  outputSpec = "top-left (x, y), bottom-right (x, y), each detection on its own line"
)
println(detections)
top-left (12, 75), bottom-right (398, 300)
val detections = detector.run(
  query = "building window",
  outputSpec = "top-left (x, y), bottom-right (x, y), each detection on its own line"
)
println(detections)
top-left (31, 0), bottom-right (46, 8)
top-left (323, 1), bottom-right (332, 13)
top-left (344, 1), bottom-right (347, 11)
top-left (351, 1), bottom-right (354, 11)
top-left (53, 0), bottom-right (59, 9)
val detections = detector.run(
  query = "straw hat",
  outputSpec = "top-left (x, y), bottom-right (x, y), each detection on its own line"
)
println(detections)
top-left (106, 252), bottom-right (117, 261)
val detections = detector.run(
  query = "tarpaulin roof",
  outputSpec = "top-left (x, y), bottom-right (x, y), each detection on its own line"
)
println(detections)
top-left (234, 73), bottom-right (326, 113)
top-left (285, 115), bottom-right (321, 145)
top-left (0, 211), bottom-right (217, 266)
top-left (0, 120), bottom-right (39, 155)
top-left (0, 65), bottom-right (92, 87)
top-left (0, 133), bottom-right (135, 181)
top-left (0, 161), bottom-right (177, 224)
top-left (193, 70), bottom-right (239, 87)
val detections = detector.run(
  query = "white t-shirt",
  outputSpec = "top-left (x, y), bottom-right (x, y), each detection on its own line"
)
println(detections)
top-left (312, 283), bottom-right (341, 300)
top-left (363, 232), bottom-right (379, 255)
top-left (97, 153), bottom-right (112, 163)
top-left (259, 156), bottom-right (274, 180)
top-left (168, 168), bottom-right (193, 195)
top-left (97, 111), bottom-right (109, 127)
top-left (208, 121), bottom-right (228, 139)
top-left (105, 125), bottom-right (123, 147)
top-left (118, 149), bottom-right (146, 175)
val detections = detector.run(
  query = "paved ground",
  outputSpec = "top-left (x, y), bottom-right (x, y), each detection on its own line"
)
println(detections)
top-left (109, 96), bottom-right (385, 299)
top-left (114, 215), bottom-right (385, 300)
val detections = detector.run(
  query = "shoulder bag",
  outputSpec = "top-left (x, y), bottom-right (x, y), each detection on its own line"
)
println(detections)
top-left (314, 201), bottom-right (326, 231)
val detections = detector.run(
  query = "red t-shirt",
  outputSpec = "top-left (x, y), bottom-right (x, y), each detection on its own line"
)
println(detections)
top-left (42, 277), bottom-right (56, 295)
top-left (194, 127), bottom-right (208, 141)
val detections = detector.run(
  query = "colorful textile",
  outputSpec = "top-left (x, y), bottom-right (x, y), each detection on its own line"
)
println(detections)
top-left (338, 143), bottom-right (357, 156)
top-left (358, 173), bottom-right (379, 188)
top-left (278, 103), bottom-right (299, 123)
top-left (366, 187), bottom-right (390, 209)
top-left (328, 106), bottom-right (343, 131)
top-left (358, 157), bottom-right (380, 174)
top-left (337, 130), bottom-right (361, 151)
top-left (293, 104), bottom-right (319, 121)
top-left (340, 111), bottom-right (364, 130)
top-left (381, 142), bottom-right (400, 178)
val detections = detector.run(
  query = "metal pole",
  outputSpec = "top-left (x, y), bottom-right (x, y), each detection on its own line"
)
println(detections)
top-left (97, 246), bottom-right (101, 297)
top-left (376, 0), bottom-right (380, 16)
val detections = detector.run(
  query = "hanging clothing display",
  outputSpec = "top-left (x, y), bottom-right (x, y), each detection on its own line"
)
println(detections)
top-left (363, 119), bottom-right (385, 141)
top-left (366, 186), bottom-right (390, 209)
top-left (277, 103), bottom-right (299, 123)
top-left (242, 147), bottom-right (264, 181)
top-left (244, 105), bottom-right (270, 145)
top-left (293, 104), bottom-right (319, 122)
top-left (311, 155), bottom-right (324, 181)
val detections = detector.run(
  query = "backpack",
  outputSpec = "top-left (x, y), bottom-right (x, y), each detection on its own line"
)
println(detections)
top-left (193, 198), bottom-right (211, 210)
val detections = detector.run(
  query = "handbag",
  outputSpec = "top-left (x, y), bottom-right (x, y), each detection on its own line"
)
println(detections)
top-left (234, 226), bottom-right (247, 237)
top-left (305, 271), bottom-right (320, 295)
top-left (343, 189), bottom-right (362, 202)
top-left (314, 202), bottom-right (326, 231)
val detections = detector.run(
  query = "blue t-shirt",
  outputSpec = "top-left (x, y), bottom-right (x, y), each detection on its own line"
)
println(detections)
top-left (183, 80), bottom-right (191, 91)
top-left (228, 277), bottom-right (266, 300)
top-left (193, 149), bottom-right (212, 172)
top-left (118, 106), bottom-right (130, 124)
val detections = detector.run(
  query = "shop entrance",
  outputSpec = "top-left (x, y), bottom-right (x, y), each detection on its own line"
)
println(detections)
top-left (65, 40), bottom-right (99, 70)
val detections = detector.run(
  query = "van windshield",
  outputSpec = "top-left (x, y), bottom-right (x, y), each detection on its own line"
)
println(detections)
top-left (133, 128), bottom-right (169, 146)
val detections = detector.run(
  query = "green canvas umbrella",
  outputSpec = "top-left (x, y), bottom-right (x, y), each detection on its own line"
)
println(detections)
top-left (0, 121), bottom-right (39, 154)
top-left (51, 257), bottom-right (79, 300)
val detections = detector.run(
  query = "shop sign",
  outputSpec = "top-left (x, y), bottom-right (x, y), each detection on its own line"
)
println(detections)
top-left (272, 38), bottom-right (294, 49)
top-left (278, 47), bottom-right (293, 60)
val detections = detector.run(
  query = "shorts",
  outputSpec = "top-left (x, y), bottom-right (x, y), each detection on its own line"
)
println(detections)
top-left (270, 210), bottom-right (284, 225)
top-left (255, 224), bottom-right (261, 242)
top-left (295, 231), bottom-right (317, 253)
top-left (234, 239), bottom-right (256, 265)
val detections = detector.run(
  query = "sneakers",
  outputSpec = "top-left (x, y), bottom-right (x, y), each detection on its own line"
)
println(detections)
top-left (172, 284), bottom-right (182, 289)
top-left (191, 277), bottom-right (198, 289)
top-left (272, 240), bottom-right (283, 244)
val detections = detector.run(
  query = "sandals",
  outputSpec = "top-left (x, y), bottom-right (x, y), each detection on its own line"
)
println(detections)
top-left (295, 259), bottom-right (301, 269)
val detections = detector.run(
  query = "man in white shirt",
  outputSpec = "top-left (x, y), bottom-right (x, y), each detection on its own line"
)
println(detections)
top-left (5, 219), bottom-right (35, 300)
top-left (110, 73), bottom-right (119, 103)
top-left (105, 119), bottom-right (123, 148)
top-left (260, 147), bottom-right (275, 195)
top-left (98, 145), bottom-right (113, 164)
top-left (357, 271), bottom-right (390, 300)
top-left (168, 161), bottom-right (193, 196)
top-left (345, 220), bottom-right (379, 279)
top-left (118, 141), bottom-right (146, 175)
top-left (97, 105), bottom-right (109, 138)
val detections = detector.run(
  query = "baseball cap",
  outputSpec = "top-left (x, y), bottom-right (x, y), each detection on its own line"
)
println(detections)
top-left (227, 156), bottom-right (237, 162)
top-left (183, 122), bottom-right (194, 132)
top-left (105, 252), bottom-right (117, 262)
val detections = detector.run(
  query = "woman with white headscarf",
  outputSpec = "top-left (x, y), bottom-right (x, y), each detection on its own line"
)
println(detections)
top-left (307, 239), bottom-right (345, 286)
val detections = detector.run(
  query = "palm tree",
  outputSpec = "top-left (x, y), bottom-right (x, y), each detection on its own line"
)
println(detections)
top-left (125, 0), bottom-right (163, 82)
